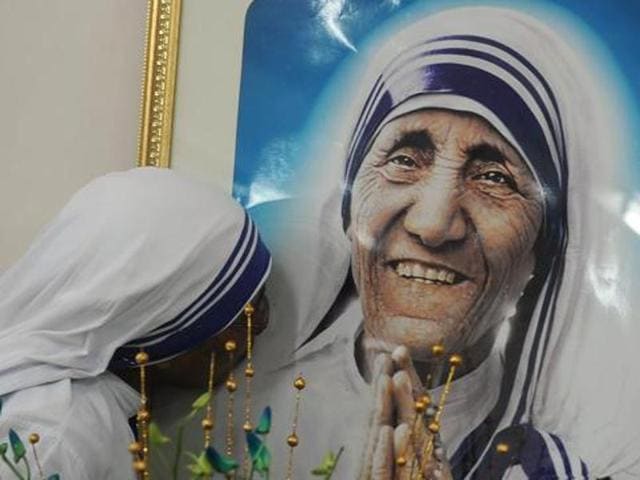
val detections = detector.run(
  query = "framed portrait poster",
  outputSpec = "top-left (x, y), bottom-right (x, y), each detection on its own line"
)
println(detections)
top-left (152, 1), bottom-right (640, 478)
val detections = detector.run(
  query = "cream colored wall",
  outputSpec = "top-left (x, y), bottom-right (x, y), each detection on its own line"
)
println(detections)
top-left (0, 1), bottom-right (251, 270)
top-left (171, 0), bottom-right (252, 190)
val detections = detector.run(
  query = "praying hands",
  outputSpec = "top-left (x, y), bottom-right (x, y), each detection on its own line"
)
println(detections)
top-left (359, 346), bottom-right (453, 480)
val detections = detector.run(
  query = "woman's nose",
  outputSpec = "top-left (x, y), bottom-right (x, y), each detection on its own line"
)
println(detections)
top-left (403, 176), bottom-right (467, 248)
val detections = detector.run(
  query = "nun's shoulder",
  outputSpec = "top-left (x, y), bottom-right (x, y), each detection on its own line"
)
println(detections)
top-left (0, 378), bottom-right (134, 479)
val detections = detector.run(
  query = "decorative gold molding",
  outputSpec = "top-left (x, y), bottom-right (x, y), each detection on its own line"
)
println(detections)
top-left (138, 0), bottom-right (183, 168)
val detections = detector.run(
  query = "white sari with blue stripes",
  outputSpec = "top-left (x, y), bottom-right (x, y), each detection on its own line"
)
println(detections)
top-left (0, 168), bottom-right (271, 479)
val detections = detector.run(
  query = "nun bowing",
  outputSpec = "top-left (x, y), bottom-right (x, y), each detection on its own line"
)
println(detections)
top-left (0, 167), bottom-right (271, 479)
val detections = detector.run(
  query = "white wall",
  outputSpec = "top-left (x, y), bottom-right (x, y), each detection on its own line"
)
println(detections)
top-left (171, 0), bottom-right (252, 192)
top-left (0, 0), bottom-right (251, 269)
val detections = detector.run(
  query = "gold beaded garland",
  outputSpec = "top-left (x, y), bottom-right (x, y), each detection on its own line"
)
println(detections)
top-left (241, 301), bottom-right (255, 477)
top-left (29, 432), bottom-right (44, 480)
top-left (396, 456), bottom-right (407, 467)
top-left (496, 442), bottom-right (510, 454)
top-left (133, 348), bottom-right (150, 480)
top-left (129, 442), bottom-right (142, 454)
top-left (128, 441), bottom-right (142, 454)
top-left (428, 421), bottom-right (440, 434)
top-left (286, 374), bottom-right (306, 479)
top-left (293, 376), bottom-right (306, 390)
top-left (135, 351), bottom-right (149, 365)
top-left (287, 434), bottom-right (299, 447)
top-left (224, 339), bottom-right (237, 352)
top-left (431, 343), bottom-right (445, 356)
top-left (137, 409), bottom-right (151, 422)
top-left (225, 378), bottom-right (237, 392)
top-left (202, 352), bottom-right (216, 449)
top-left (201, 419), bottom-right (213, 431)
top-left (449, 353), bottom-right (463, 367)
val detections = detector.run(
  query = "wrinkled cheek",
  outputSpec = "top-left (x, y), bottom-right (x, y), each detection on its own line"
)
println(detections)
top-left (478, 220), bottom-right (541, 307)
top-left (475, 204), bottom-right (540, 264)
top-left (349, 189), bottom-right (388, 323)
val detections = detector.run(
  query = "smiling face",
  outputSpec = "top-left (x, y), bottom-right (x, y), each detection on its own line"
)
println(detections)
top-left (348, 109), bottom-right (544, 359)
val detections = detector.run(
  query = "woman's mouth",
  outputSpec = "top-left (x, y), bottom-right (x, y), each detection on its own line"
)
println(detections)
top-left (390, 260), bottom-right (466, 285)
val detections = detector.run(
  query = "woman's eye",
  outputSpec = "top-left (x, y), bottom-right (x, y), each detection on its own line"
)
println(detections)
top-left (388, 155), bottom-right (418, 169)
top-left (473, 170), bottom-right (516, 189)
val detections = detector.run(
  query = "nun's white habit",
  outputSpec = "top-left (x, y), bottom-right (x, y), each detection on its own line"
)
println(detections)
top-left (203, 6), bottom-right (639, 480)
top-left (0, 168), bottom-right (271, 479)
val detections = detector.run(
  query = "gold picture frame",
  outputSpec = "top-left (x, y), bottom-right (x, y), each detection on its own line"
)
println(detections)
top-left (138, 0), bottom-right (183, 168)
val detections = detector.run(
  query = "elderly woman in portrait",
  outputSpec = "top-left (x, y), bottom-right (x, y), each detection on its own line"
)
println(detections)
top-left (0, 168), bottom-right (271, 479)
top-left (236, 6), bottom-right (640, 480)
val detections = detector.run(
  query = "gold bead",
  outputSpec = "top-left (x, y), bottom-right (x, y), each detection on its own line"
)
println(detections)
top-left (415, 400), bottom-right (426, 413)
top-left (431, 343), bottom-right (445, 356)
top-left (225, 379), bottom-right (237, 392)
top-left (449, 354), bottom-right (463, 367)
top-left (287, 434), bottom-right (299, 447)
top-left (135, 351), bottom-right (149, 365)
top-left (244, 303), bottom-right (255, 315)
top-left (132, 460), bottom-right (147, 472)
top-left (419, 394), bottom-right (431, 406)
top-left (128, 441), bottom-right (142, 454)
top-left (293, 376), bottom-right (306, 390)
top-left (396, 456), bottom-right (407, 467)
top-left (225, 340), bottom-right (237, 352)
top-left (428, 421), bottom-right (440, 434)
top-left (496, 442), bottom-right (510, 454)
top-left (245, 366), bottom-right (255, 377)
top-left (28, 433), bottom-right (40, 445)
top-left (243, 421), bottom-right (253, 432)
top-left (202, 419), bottom-right (214, 431)
top-left (137, 409), bottom-right (151, 422)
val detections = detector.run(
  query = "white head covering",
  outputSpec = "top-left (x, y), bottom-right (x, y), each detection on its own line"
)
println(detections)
top-left (0, 167), bottom-right (271, 397)
top-left (258, 6), bottom-right (639, 478)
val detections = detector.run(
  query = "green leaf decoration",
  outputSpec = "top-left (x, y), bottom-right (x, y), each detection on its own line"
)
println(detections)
top-left (311, 447), bottom-right (344, 479)
top-left (149, 422), bottom-right (171, 445)
top-left (191, 392), bottom-right (210, 411)
top-left (0, 443), bottom-right (7, 455)
top-left (186, 451), bottom-right (213, 477)
top-left (311, 451), bottom-right (335, 475)
top-left (47, 475), bottom-right (61, 480)
top-left (9, 429), bottom-right (26, 463)
top-left (186, 392), bottom-right (211, 420)
top-left (246, 431), bottom-right (271, 473)
top-left (205, 447), bottom-right (239, 474)
top-left (254, 406), bottom-right (272, 435)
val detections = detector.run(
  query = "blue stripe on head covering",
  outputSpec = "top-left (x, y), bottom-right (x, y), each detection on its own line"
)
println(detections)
top-left (110, 214), bottom-right (272, 368)
top-left (130, 214), bottom-right (258, 343)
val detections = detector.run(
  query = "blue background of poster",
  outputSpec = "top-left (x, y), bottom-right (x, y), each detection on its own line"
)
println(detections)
top-left (233, 0), bottom-right (640, 211)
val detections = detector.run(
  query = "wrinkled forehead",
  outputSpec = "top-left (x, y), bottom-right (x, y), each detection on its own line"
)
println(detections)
top-left (369, 108), bottom-right (524, 162)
